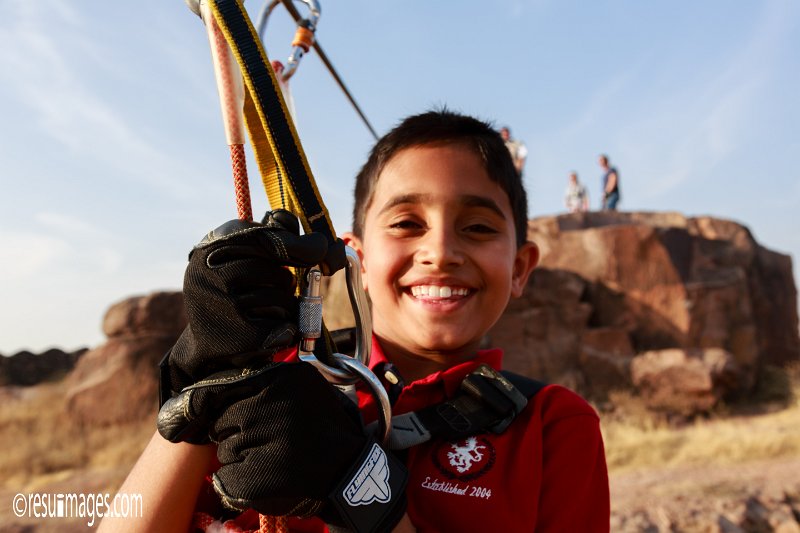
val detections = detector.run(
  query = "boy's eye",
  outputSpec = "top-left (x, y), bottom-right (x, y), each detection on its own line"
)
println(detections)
top-left (464, 223), bottom-right (498, 234)
top-left (389, 219), bottom-right (423, 230)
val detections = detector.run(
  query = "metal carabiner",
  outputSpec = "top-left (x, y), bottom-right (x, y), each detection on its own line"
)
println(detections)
top-left (298, 247), bottom-right (392, 446)
top-left (256, 0), bottom-right (321, 81)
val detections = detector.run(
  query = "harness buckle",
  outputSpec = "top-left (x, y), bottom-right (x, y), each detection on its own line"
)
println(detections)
top-left (461, 364), bottom-right (528, 434)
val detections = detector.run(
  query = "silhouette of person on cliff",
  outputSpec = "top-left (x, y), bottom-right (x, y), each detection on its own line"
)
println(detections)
top-left (565, 171), bottom-right (589, 213)
top-left (500, 126), bottom-right (528, 176)
top-left (599, 154), bottom-right (620, 210)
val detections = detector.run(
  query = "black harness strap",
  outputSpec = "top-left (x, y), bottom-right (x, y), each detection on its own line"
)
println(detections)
top-left (501, 370), bottom-right (547, 401)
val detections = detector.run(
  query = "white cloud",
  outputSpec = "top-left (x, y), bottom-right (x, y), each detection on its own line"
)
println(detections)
top-left (0, 230), bottom-right (69, 281)
top-left (615, 3), bottom-right (794, 202)
top-left (34, 212), bottom-right (104, 236)
top-left (0, 2), bottom-right (210, 201)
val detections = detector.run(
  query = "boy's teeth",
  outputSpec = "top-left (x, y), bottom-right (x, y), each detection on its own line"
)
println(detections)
top-left (411, 285), bottom-right (468, 298)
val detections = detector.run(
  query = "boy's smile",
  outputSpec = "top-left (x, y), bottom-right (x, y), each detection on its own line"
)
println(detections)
top-left (345, 144), bottom-right (538, 379)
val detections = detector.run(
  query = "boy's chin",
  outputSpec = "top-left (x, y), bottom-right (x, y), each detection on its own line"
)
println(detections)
top-left (413, 333), bottom-right (483, 356)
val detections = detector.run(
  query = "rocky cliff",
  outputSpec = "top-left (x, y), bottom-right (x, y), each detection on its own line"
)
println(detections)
top-left (491, 211), bottom-right (799, 413)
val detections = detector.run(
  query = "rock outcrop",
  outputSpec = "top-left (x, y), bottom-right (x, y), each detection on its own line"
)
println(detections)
top-left (630, 348), bottom-right (741, 414)
top-left (491, 211), bottom-right (798, 413)
top-left (65, 292), bottom-right (187, 426)
top-left (0, 348), bottom-right (87, 386)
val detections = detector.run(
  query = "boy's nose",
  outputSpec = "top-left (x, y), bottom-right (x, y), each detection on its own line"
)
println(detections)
top-left (415, 227), bottom-right (465, 269)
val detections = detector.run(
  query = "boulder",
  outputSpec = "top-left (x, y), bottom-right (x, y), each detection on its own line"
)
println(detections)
top-left (65, 292), bottom-right (186, 426)
top-left (490, 268), bottom-right (591, 391)
top-left (630, 348), bottom-right (741, 415)
top-left (579, 327), bottom-right (635, 399)
top-left (524, 211), bottom-right (799, 395)
top-left (102, 291), bottom-right (188, 339)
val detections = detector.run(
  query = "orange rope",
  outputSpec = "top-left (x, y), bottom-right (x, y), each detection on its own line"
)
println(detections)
top-left (259, 513), bottom-right (288, 533)
top-left (230, 143), bottom-right (253, 222)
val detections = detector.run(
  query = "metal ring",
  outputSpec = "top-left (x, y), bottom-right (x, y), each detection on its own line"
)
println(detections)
top-left (297, 246), bottom-right (371, 384)
top-left (299, 352), bottom-right (360, 385)
top-left (332, 354), bottom-right (391, 447)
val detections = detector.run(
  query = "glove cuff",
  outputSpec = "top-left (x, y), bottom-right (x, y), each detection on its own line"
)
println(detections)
top-left (327, 439), bottom-right (408, 533)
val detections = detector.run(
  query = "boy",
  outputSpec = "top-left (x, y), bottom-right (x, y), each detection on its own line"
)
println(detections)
top-left (102, 110), bottom-right (609, 532)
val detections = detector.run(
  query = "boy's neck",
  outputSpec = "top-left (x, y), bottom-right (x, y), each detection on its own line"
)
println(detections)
top-left (376, 335), bottom-right (480, 384)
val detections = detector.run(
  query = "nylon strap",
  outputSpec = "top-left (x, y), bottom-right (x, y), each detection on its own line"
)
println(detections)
top-left (366, 365), bottom-right (546, 451)
top-left (207, 0), bottom-right (337, 248)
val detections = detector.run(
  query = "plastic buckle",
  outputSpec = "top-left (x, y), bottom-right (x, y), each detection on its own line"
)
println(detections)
top-left (461, 364), bottom-right (528, 435)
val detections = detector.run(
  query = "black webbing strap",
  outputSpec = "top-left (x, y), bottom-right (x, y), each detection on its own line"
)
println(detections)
top-left (368, 363), bottom-right (547, 451)
top-left (209, 0), bottom-right (343, 273)
top-left (500, 370), bottom-right (547, 401)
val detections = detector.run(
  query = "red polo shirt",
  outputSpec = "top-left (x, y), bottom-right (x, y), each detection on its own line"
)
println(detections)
top-left (195, 338), bottom-right (610, 532)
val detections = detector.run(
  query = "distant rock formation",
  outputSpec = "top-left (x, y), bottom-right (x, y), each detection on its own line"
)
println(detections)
top-left (492, 211), bottom-right (799, 414)
top-left (0, 348), bottom-right (87, 386)
top-left (65, 292), bottom-right (187, 426)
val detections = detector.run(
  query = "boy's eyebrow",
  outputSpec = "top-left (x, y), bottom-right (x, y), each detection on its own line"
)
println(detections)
top-left (461, 195), bottom-right (506, 219)
top-left (377, 193), bottom-right (506, 219)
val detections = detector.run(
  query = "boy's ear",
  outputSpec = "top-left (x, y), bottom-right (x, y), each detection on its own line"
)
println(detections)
top-left (341, 232), bottom-right (367, 289)
top-left (511, 240), bottom-right (539, 298)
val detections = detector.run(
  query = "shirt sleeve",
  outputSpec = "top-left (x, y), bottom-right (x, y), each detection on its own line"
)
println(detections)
top-left (536, 388), bottom-right (610, 532)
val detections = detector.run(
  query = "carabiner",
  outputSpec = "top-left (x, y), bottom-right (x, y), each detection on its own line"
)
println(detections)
top-left (256, 0), bottom-right (321, 81)
top-left (299, 247), bottom-right (392, 446)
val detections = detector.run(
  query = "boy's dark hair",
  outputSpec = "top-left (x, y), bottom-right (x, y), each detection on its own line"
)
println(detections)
top-left (352, 109), bottom-right (529, 246)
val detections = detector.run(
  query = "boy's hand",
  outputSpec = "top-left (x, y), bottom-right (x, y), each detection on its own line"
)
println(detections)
top-left (210, 362), bottom-right (408, 533)
top-left (157, 210), bottom-right (338, 443)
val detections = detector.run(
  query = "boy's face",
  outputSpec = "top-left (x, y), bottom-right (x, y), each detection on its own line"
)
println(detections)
top-left (346, 144), bottom-right (538, 365)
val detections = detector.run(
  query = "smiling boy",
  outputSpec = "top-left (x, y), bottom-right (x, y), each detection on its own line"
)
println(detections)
top-left (348, 142), bottom-right (536, 382)
top-left (103, 110), bottom-right (609, 532)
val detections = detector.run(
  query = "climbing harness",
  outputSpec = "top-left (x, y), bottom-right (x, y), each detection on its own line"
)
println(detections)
top-left (183, 1), bottom-right (387, 530)
top-left (331, 329), bottom-right (546, 451)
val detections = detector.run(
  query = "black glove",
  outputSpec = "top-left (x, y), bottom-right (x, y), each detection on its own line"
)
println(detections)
top-left (157, 209), bottom-right (341, 443)
top-left (210, 361), bottom-right (408, 533)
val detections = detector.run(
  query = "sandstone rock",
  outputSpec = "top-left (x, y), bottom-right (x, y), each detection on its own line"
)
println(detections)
top-left (579, 327), bottom-right (635, 398)
top-left (525, 211), bottom-right (799, 397)
top-left (489, 268), bottom-right (591, 389)
top-left (630, 348), bottom-right (741, 415)
top-left (102, 291), bottom-right (187, 339)
top-left (65, 291), bottom-right (185, 426)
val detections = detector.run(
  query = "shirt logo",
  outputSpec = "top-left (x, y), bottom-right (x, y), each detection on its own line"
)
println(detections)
top-left (433, 436), bottom-right (496, 481)
top-left (447, 437), bottom-right (486, 473)
top-left (343, 444), bottom-right (391, 506)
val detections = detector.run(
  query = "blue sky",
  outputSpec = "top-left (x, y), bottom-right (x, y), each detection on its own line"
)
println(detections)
top-left (1, 1), bottom-right (798, 354)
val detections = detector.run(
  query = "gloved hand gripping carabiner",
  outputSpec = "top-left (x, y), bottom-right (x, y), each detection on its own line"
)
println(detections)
top-left (299, 247), bottom-right (392, 447)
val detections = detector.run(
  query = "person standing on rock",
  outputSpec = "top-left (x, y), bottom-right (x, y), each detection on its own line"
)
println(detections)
top-left (500, 125), bottom-right (528, 176)
top-left (103, 110), bottom-right (609, 532)
top-left (565, 171), bottom-right (590, 213)
top-left (599, 154), bottom-right (621, 210)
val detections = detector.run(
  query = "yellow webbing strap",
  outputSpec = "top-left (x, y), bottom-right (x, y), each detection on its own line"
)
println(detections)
top-left (207, 0), bottom-right (338, 248)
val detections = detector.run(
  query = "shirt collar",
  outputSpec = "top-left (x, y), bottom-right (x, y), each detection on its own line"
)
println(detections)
top-left (368, 336), bottom-right (503, 397)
